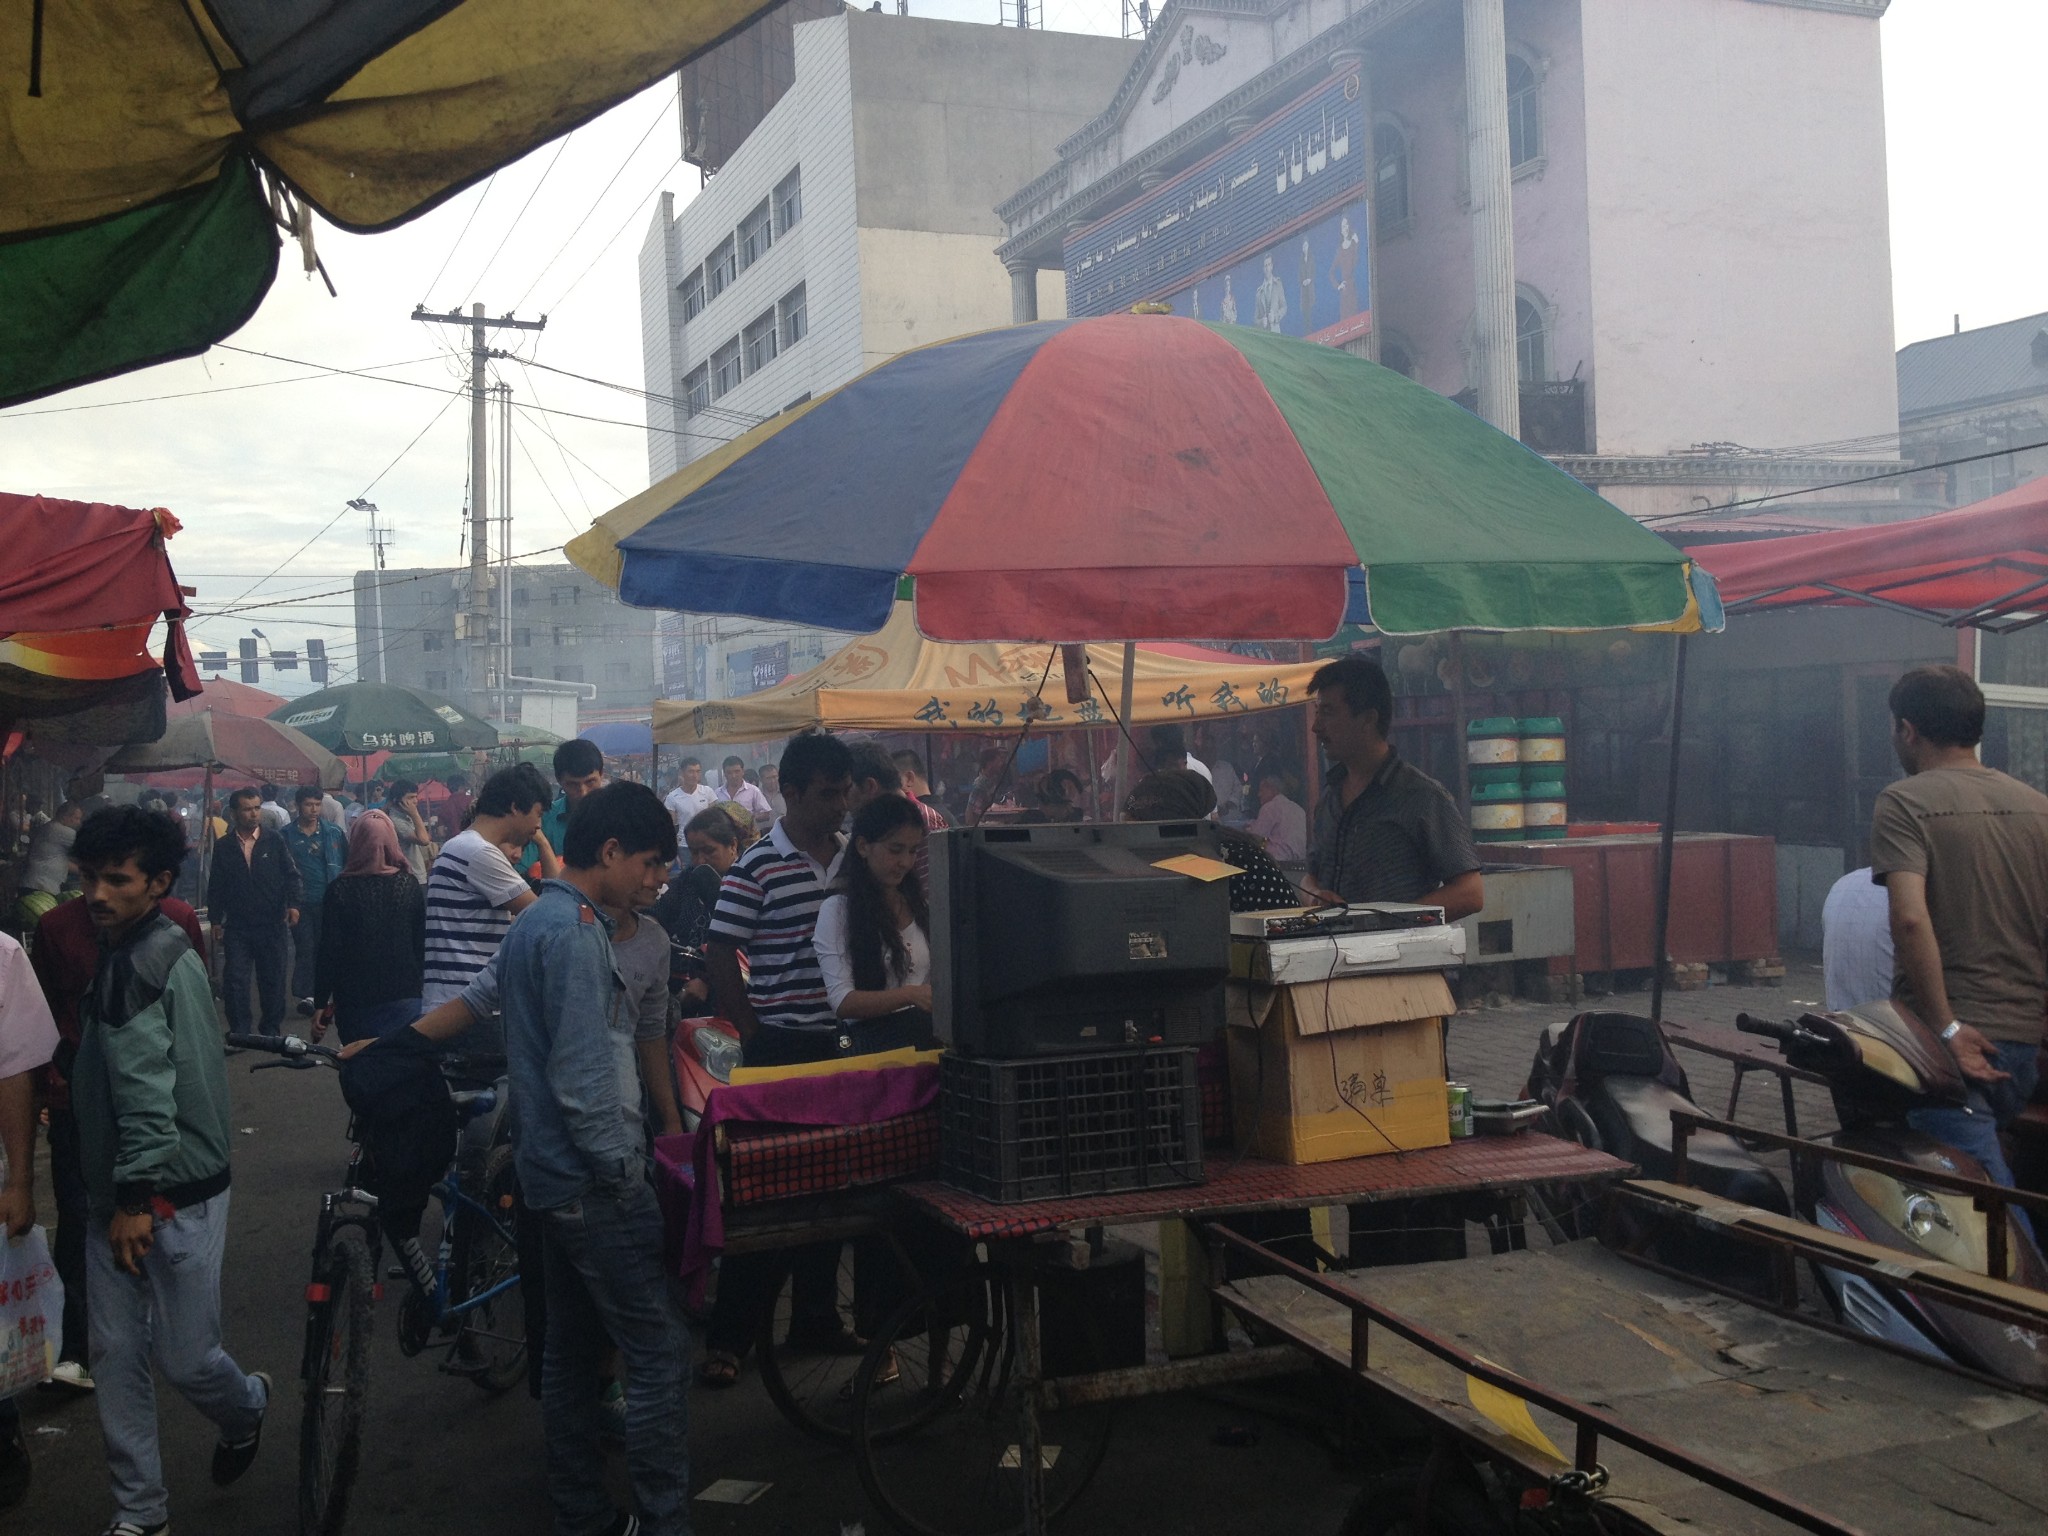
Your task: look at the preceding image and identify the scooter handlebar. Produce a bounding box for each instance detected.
[225,1032,342,1068]
[1734,1013,1796,1042]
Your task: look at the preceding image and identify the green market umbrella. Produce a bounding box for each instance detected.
[381,743,551,781]
[1,0,781,406]
[271,683,497,755]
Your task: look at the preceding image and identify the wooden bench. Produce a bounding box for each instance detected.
[1661,1019,1828,1136]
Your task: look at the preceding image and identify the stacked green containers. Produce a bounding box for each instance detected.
[1466,718,1524,843]
[1519,716,1567,839]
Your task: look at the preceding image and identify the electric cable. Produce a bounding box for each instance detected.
[421,171,496,302]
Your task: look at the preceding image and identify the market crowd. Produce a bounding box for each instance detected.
[2,658,2041,1534]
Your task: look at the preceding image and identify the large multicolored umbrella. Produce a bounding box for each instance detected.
[568,314,1720,642]
[1,0,779,407]
[271,682,497,755]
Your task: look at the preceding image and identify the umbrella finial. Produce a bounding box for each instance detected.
[1130,301,1174,315]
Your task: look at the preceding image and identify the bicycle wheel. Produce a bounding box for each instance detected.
[457,1144,528,1394]
[854,1268,1113,1536]
[757,1235,924,1444]
[298,1226,374,1536]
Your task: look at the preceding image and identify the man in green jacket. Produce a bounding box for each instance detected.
[72,808,269,1536]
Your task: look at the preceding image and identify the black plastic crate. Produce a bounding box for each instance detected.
[939,1048,1204,1203]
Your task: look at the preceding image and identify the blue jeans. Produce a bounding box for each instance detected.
[540,1179,690,1536]
[87,1193,267,1527]
[1908,1039,2040,1244]
[222,920,290,1036]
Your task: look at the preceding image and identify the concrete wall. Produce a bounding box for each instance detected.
[640,191,682,484]
[847,12,1138,238]
[663,15,865,459]
[1578,0,1897,455]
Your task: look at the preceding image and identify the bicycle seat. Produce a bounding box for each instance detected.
[449,1088,499,1123]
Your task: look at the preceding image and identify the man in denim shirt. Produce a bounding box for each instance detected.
[498,782,680,1536]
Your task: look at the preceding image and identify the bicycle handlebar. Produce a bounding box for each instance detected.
[226,1033,343,1067]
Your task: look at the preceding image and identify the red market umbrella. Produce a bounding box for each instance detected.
[1687,475,2048,629]
[105,708,344,789]
[167,677,285,720]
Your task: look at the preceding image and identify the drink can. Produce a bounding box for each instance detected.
[1446,1081,1473,1139]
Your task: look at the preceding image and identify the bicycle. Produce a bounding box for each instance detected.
[228,1033,527,1536]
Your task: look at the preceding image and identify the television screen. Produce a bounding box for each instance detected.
[932,820,1230,1057]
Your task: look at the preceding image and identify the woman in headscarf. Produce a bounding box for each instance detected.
[311,809,428,1044]
[1124,769,1304,913]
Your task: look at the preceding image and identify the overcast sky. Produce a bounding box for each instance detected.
[1,0,2039,692]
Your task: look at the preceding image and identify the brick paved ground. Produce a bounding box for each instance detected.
[1446,951,1841,1142]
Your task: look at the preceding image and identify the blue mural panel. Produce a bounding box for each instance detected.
[1167,197,1370,344]
[1064,67,1370,330]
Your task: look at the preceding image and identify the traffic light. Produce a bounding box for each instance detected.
[307,639,328,684]
[238,638,258,684]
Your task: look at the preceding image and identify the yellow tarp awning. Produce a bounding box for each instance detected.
[657,603,1318,744]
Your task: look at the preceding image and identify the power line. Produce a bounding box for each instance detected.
[0,354,445,417]
[423,171,496,301]
[510,352,766,430]
[461,132,574,300]
[546,152,684,313]
[513,85,679,311]
[1639,437,2048,526]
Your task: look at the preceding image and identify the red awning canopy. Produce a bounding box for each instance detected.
[1687,477,2048,630]
[0,492,202,737]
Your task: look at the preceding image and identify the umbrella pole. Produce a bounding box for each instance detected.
[1114,642,1137,813]
[1083,728,1099,822]
[1648,634,1691,1025]
[199,764,213,911]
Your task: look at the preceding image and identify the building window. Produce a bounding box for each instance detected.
[604,661,633,683]
[683,364,710,419]
[422,632,443,652]
[425,670,447,692]
[743,308,779,375]
[1507,53,1543,170]
[555,666,584,684]
[550,585,578,607]
[783,393,812,414]
[513,627,531,648]
[603,624,628,642]
[1516,294,1548,384]
[779,283,808,349]
[712,338,742,398]
[555,625,581,647]
[681,269,705,322]
[512,588,528,606]
[1373,121,1411,231]
[774,167,802,235]
[738,200,773,270]
[705,236,736,301]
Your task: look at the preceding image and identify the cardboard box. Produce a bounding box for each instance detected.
[1226,974,1453,1164]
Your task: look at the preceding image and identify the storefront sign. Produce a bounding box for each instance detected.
[1065,68,1370,330]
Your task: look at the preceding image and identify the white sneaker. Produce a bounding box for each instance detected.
[44,1360,94,1392]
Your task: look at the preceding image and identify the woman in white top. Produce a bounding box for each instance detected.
[813,794,932,1027]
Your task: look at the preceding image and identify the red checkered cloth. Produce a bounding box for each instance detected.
[720,1111,940,1206]
[663,1062,941,1299]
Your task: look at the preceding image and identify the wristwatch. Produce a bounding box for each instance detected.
[1940,1019,1963,1042]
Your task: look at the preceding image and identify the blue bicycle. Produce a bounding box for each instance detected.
[229,1033,526,1536]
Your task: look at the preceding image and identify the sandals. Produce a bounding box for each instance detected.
[695,1350,742,1389]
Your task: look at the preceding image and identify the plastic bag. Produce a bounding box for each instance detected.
[0,1226,63,1398]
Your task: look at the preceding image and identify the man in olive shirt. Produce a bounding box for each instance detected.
[1869,665,2048,1190]
[1304,656,1483,920]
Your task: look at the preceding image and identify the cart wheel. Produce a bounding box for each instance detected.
[853,1267,1113,1536]
[757,1234,925,1445]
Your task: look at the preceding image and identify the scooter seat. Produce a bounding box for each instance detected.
[1599,1077,1791,1214]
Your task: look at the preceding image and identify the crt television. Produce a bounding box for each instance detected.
[930,820,1231,1058]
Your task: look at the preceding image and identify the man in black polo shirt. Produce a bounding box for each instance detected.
[1304,655,1483,919]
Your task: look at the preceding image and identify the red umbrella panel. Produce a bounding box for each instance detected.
[1688,475,2048,628]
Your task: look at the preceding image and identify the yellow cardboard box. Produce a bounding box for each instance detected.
[1226,974,1452,1163]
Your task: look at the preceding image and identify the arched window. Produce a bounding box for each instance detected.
[1506,53,1543,169]
[1515,294,1548,384]
[1373,120,1411,231]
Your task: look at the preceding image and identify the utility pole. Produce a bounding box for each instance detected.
[350,497,390,684]
[412,303,544,708]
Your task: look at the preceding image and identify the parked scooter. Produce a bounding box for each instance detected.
[1526,1002,2048,1386]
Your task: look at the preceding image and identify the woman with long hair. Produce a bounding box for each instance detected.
[812,795,934,1044]
[311,809,427,1043]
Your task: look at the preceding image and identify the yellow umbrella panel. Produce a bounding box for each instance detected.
[655,603,1319,744]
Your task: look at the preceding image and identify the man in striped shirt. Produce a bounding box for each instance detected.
[422,763,549,1015]
[706,733,853,1069]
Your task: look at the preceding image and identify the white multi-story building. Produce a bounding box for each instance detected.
[639,10,1138,706]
